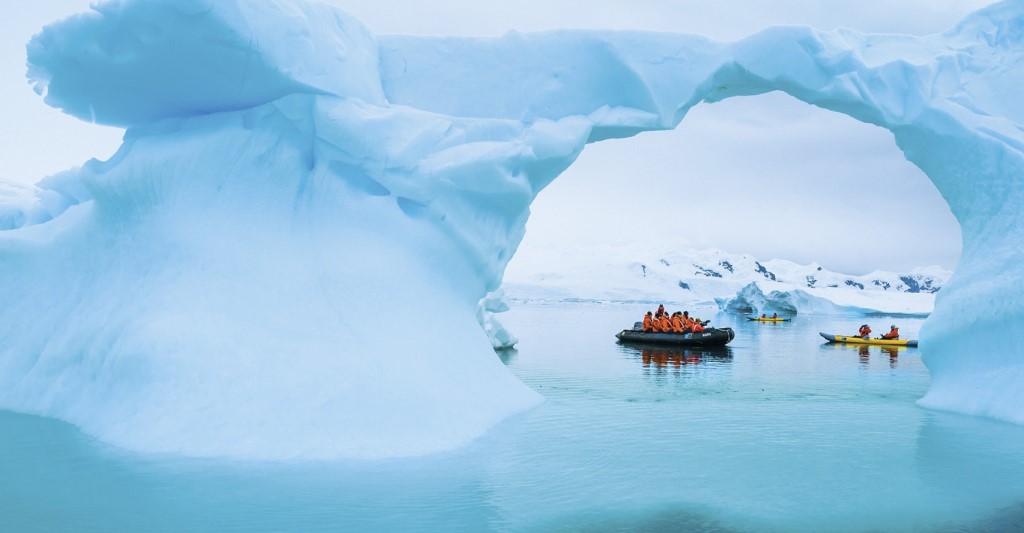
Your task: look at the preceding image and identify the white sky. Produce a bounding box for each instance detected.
[1,0,991,274]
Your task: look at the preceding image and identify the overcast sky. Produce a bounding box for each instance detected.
[1,0,991,274]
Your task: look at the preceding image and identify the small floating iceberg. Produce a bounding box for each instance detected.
[716,282,934,317]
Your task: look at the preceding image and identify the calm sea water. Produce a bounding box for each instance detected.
[3,302,1024,532]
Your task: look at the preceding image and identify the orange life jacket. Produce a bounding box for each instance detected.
[643,314,654,332]
[692,321,705,333]
[881,328,899,339]
[670,315,684,333]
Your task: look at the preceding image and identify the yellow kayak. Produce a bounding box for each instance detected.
[747,317,791,322]
[819,332,918,347]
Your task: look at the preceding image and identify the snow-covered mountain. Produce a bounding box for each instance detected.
[503,244,951,315]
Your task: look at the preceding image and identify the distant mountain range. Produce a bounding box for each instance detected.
[502,244,951,315]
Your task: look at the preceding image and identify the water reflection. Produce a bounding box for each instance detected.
[495,346,518,365]
[820,342,907,368]
[0,412,503,532]
[619,345,733,375]
[914,411,1024,530]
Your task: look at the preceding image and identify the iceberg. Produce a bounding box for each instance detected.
[716,282,878,316]
[2,0,1024,458]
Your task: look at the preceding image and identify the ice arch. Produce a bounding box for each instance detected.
[1,0,1021,459]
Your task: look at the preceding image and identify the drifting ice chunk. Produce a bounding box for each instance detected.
[716,282,891,316]
[477,289,518,350]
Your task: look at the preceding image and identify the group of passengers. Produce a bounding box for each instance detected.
[642,304,706,334]
[857,324,900,340]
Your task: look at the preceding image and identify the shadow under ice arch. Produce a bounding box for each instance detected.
[0,0,1021,459]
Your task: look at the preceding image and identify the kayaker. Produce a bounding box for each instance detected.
[761,313,767,319]
[772,312,778,319]
[881,325,899,340]
[643,312,655,332]
[858,324,872,339]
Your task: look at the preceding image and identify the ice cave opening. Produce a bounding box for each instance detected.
[514,90,963,278]
[376,4,1024,439]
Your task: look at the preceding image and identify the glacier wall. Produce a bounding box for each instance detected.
[2,0,1023,458]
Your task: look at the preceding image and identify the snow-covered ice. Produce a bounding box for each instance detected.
[1,0,1023,458]
[503,243,947,316]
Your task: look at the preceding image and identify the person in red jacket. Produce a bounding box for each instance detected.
[657,313,673,332]
[670,312,685,333]
[857,324,872,339]
[642,312,655,332]
[880,325,899,339]
[652,313,664,332]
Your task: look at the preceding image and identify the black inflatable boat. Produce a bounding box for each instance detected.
[616,327,735,347]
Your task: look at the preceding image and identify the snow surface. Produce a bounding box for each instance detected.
[2,0,1023,458]
[503,243,947,315]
